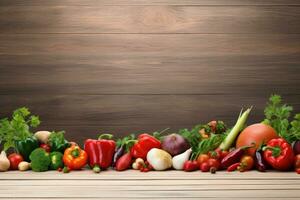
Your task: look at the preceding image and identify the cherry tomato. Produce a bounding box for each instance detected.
[209,150,221,160]
[239,155,254,171]
[207,158,220,170]
[8,153,23,170]
[200,162,210,172]
[295,154,300,169]
[296,168,300,174]
[197,154,210,165]
[40,143,51,152]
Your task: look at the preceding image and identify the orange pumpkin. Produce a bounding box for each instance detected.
[236,123,278,156]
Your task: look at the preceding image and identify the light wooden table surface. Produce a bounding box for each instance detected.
[0,170,299,200]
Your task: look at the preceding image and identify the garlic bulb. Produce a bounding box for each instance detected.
[0,151,10,172]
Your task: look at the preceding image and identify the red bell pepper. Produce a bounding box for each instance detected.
[130,133,161,160]
[263,138,294,171]
[84,134,116,173]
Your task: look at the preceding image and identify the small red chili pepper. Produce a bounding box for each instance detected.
[130,134,161,160]
[221,145,252,169]
[227,162,240,172]
[138,160,153,172]
[141,167,150,172]
[183,160,199,172]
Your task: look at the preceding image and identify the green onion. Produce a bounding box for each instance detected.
[219,107,252,150]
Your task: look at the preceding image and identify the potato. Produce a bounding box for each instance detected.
[34,131,52,144]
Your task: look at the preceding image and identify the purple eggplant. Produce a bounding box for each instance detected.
[254,149,267,172]
[293,140,300,155]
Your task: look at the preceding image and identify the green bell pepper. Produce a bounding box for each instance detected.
[15,137,39,161]
[49,151,64,170]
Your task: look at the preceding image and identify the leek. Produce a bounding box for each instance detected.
[219,107,252,150]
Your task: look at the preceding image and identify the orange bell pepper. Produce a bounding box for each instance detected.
[63,145,88,170]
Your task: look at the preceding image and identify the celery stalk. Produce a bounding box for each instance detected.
[219,107,252,150]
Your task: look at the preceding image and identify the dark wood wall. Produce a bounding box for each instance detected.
[0,0,300,143]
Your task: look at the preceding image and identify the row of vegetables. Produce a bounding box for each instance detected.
[0,94,300,174]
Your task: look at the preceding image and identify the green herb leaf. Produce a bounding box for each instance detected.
[49,131,66,144]
[179,127,200,153]
[286,114,300,143]
[30,116,40,128]
[263,94,300,143]
[116,134,135,148]
[196,134,225,155]
[0,107,40,151]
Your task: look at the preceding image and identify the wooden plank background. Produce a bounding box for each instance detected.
[0,0,300,143]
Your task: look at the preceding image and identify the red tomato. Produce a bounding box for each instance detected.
[236,123,278,156]
[239,155,254,171]
[40,144,51,152]
[207,158,220,170]
[212,148,229,160]
[208,150,221,160]
[8,153,23,170]
[197,154,210,165]
[200,162,210,172]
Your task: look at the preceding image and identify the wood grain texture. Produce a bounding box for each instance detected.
[0,1,299,140]
[0,94,299,144]
[0,34,299,96]
[0,171,299,199]
[1,0,300,6]
[1,6,300,33]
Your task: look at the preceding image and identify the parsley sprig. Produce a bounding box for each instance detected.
[263,94,300,143]
[179,124,225,160]
[0,107,40,151]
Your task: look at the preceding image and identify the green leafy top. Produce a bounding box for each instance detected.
[286,114,300,143]
[179,124,225,160]
[48,130,70,152]
[116,134,135,148]
[178,126,201,154]
[196,134,225,155]
[263,95,293,135]
[0,107,40,151]
[48,131,66,144]
[263,94,300,143]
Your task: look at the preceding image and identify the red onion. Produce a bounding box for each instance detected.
[161,134,190,156]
